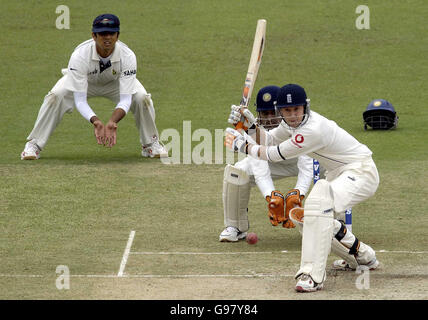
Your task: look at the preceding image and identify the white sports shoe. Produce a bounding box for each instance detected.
[142,140,168,158]
[21,140,41,160]
[332,258,379,271]
[295,274,324,293]
[219,227,247,242]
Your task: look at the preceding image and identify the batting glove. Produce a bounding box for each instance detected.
[224,128,247,153]
[227,105,256,129]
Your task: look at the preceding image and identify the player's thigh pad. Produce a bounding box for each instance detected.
[296,179,334,283]
[223,164,251,232]
[329,166,379,214]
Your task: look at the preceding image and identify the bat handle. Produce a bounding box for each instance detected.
[235,122,245,130]
[234,106,248,131]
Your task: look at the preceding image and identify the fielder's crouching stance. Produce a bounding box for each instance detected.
[225,84,380,292]
[220,86,314,242]
[21,14,167,160]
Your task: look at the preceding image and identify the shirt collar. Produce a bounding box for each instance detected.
[91,40,121,62]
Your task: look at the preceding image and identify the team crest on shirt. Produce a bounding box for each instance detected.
[112,69,117,75]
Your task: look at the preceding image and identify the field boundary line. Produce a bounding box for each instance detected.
[117,230,136,277]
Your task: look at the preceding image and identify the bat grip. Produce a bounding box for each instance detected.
[235,122,245,130]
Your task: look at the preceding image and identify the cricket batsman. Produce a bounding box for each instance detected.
[225,83,380,292]
[220,85,314,242]
[21,13,167,160]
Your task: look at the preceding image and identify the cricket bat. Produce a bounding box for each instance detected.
[235,19,266,131]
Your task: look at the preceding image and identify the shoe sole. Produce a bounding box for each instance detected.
[295,284,323,293]
[21,154,38,160]
[219,233,247,242]
[219,237,238,242]
[332,259,379,271]
[142,154,168,158]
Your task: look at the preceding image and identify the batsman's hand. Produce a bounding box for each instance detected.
[228,105,256,130]
[105,120,118,148]
[266,191,286,226]
[93,120,105,145]
[224,128,247,153]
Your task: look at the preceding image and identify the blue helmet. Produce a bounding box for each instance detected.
[363,99,398,130]
[255,86,281,130]
[276,84,308,108]
[256,85,280,111]
[276,84,311,129]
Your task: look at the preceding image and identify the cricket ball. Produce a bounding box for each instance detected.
[246,232,258,245]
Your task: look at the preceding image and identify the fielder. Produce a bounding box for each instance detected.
[225,84,380,292]
[21,13,167,160]
[220,86,314,242]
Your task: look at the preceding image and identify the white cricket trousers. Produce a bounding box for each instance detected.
[26,74,159,149]
[327,158,380,215]
[297,158,379,283]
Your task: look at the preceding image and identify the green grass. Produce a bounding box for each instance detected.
[1,0,427,300]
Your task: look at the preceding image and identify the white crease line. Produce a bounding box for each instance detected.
[117,230,136,277]
[2,272,428,279]
[376,250,428,254]
[0,274,294,279]
[0,274,44,278]
[131,251,280,255]
[130,250,427,255]
[118,274,295,278]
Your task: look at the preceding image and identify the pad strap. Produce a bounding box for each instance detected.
[349,238,360,256]
[334,222,347,241]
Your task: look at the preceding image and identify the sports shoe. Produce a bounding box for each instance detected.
[142,140,168,158]
[332,258,379,271]
[219,226,247,242]
[295,274,324,293]
[21,140,41,160]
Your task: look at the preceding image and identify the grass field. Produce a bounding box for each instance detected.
[1,0,427,303]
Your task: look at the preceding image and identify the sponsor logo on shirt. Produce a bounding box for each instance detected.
[88,68,98,76]
[123,69,136,76]
[291,134,304,148]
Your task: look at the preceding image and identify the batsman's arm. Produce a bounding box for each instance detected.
[225,128,296,162]
[295,155,315,196]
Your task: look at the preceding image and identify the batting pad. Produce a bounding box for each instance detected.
[223,165,251,232]
[296,179,334,283]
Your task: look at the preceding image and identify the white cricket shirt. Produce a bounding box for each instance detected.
[65,39,137,95]
[267,111,373,172]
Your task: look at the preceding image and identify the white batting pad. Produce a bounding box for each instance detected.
[296,179,334,283]
[223,165,251,232]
